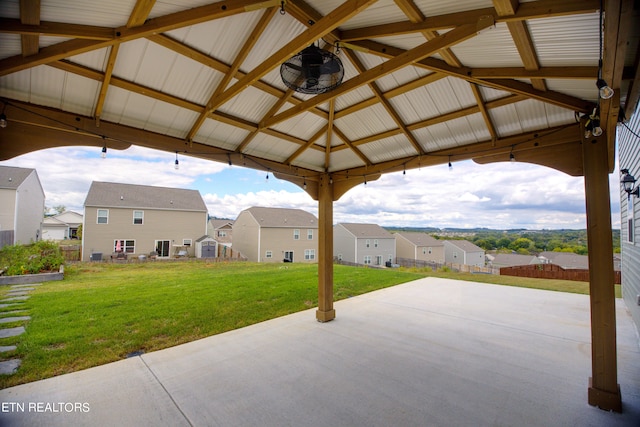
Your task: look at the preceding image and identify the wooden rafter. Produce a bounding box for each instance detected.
[0,0,283,77]
[19,0,40,57]
[339,0,599,42]
[349,40,594,112]
[493,0,547,91]
[187,6,278,142]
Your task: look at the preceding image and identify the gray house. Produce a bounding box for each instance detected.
[488,253,541,268]
[232,207,318,263]
[618,107,640,333]
[394,231,444,263]
[82,182,208,261]
[0,166,45,248]
[334,223,395,266]
[443,240,485,267]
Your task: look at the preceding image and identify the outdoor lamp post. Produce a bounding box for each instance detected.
[621,169,640,198]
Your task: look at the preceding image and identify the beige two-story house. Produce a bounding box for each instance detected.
[0,166,45,248]
[394,231,444,264]
[82,181,208,261]
[232,207,318,263]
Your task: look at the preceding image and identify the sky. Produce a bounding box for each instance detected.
[0,144,623,230]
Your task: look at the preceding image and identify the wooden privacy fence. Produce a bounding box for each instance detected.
[59,244,81,262]
[500,263,621,284]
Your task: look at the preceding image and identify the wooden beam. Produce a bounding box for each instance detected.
[581,117,622,412]
[0,18,114,40]
[470,83,498,141]
[20,0,40,57]
[127,0,157,27]
[316,174,335,322]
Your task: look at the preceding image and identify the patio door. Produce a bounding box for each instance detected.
[155,240,170,258]
[284,251,294,262]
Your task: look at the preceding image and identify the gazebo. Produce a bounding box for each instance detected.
[1,0,638,412]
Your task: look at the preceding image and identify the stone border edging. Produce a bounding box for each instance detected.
[0,266,64,286]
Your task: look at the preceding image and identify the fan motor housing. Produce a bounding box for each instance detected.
[280,45,344,94]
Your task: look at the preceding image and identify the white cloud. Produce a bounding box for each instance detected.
[1,147,623,230]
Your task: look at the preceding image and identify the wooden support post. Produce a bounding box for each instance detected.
[316,174,335,322]
[582,127,622,412]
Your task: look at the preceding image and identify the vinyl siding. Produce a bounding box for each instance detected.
[619,108,640,331]
[82,206,206,260]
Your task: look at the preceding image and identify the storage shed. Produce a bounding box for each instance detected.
[195,235,217,259]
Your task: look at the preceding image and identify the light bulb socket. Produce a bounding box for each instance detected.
[596,79,614,99]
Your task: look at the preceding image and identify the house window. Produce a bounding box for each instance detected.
[218,230,227,237]
[307,229,313,240]
[304,249,315,260]
[265,251,273,259]
[364,255,371,265]
[366,239,370,248]
[338,254,343,261]
[293,229,300,240]
[374,239,378,248]
[97,209,108,224]
[422,247,427,255]
[133,210,144,225]
[114,239,135,253]
[428,247,432,254]
[183,239,192,247]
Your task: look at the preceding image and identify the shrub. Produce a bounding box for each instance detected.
[0,241,64,276]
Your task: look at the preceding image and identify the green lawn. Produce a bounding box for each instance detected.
[0,261,619,389]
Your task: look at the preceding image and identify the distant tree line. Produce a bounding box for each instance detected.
[386,228,621,255]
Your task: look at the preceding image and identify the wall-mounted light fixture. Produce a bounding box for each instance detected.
[621,169,639,198]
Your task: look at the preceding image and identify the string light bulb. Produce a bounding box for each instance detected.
[303,178,307,190]
[101,145,107,159]
[509,146,516,162]
[448,156,452,171]
[174,152,180,170]
[0,113,6,128]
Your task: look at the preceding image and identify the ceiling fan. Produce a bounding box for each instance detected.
[280,44,344,94]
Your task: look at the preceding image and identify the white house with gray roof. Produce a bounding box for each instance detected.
[232,207,318,263]
[0,166,45,248]
[82,181,208,261]
[334,223,395,266]
[443,240,485,267]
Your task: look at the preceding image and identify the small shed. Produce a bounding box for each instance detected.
[195,235,217,258]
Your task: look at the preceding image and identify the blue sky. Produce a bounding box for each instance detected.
[1,144,623,230]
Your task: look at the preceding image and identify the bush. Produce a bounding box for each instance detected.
[0,241,65,276]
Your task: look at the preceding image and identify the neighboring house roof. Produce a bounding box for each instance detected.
[538,251,589,269]
[42,217,67,227]
[337,223,393,239]
[0,165,37,189]
[84,181,207,212]
[444,240,484,253]
[242,207,317,228]
[395,232,443,247]
[490,253,540,268]
[210,219,234,229]
[52,211,83,225]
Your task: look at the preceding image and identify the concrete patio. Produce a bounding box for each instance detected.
[1,277,638,426]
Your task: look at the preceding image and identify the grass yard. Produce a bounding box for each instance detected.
[0,261,620,389]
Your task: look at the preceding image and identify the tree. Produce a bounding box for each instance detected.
[53,205,66,214]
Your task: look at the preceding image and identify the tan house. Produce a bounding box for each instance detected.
[82,181,208,261]
[0,166,45,248]
[394,231,444,264]
[232,207,317,263]
[207,218,234,245]
[443,240,485,267]
[334,223,396,266]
